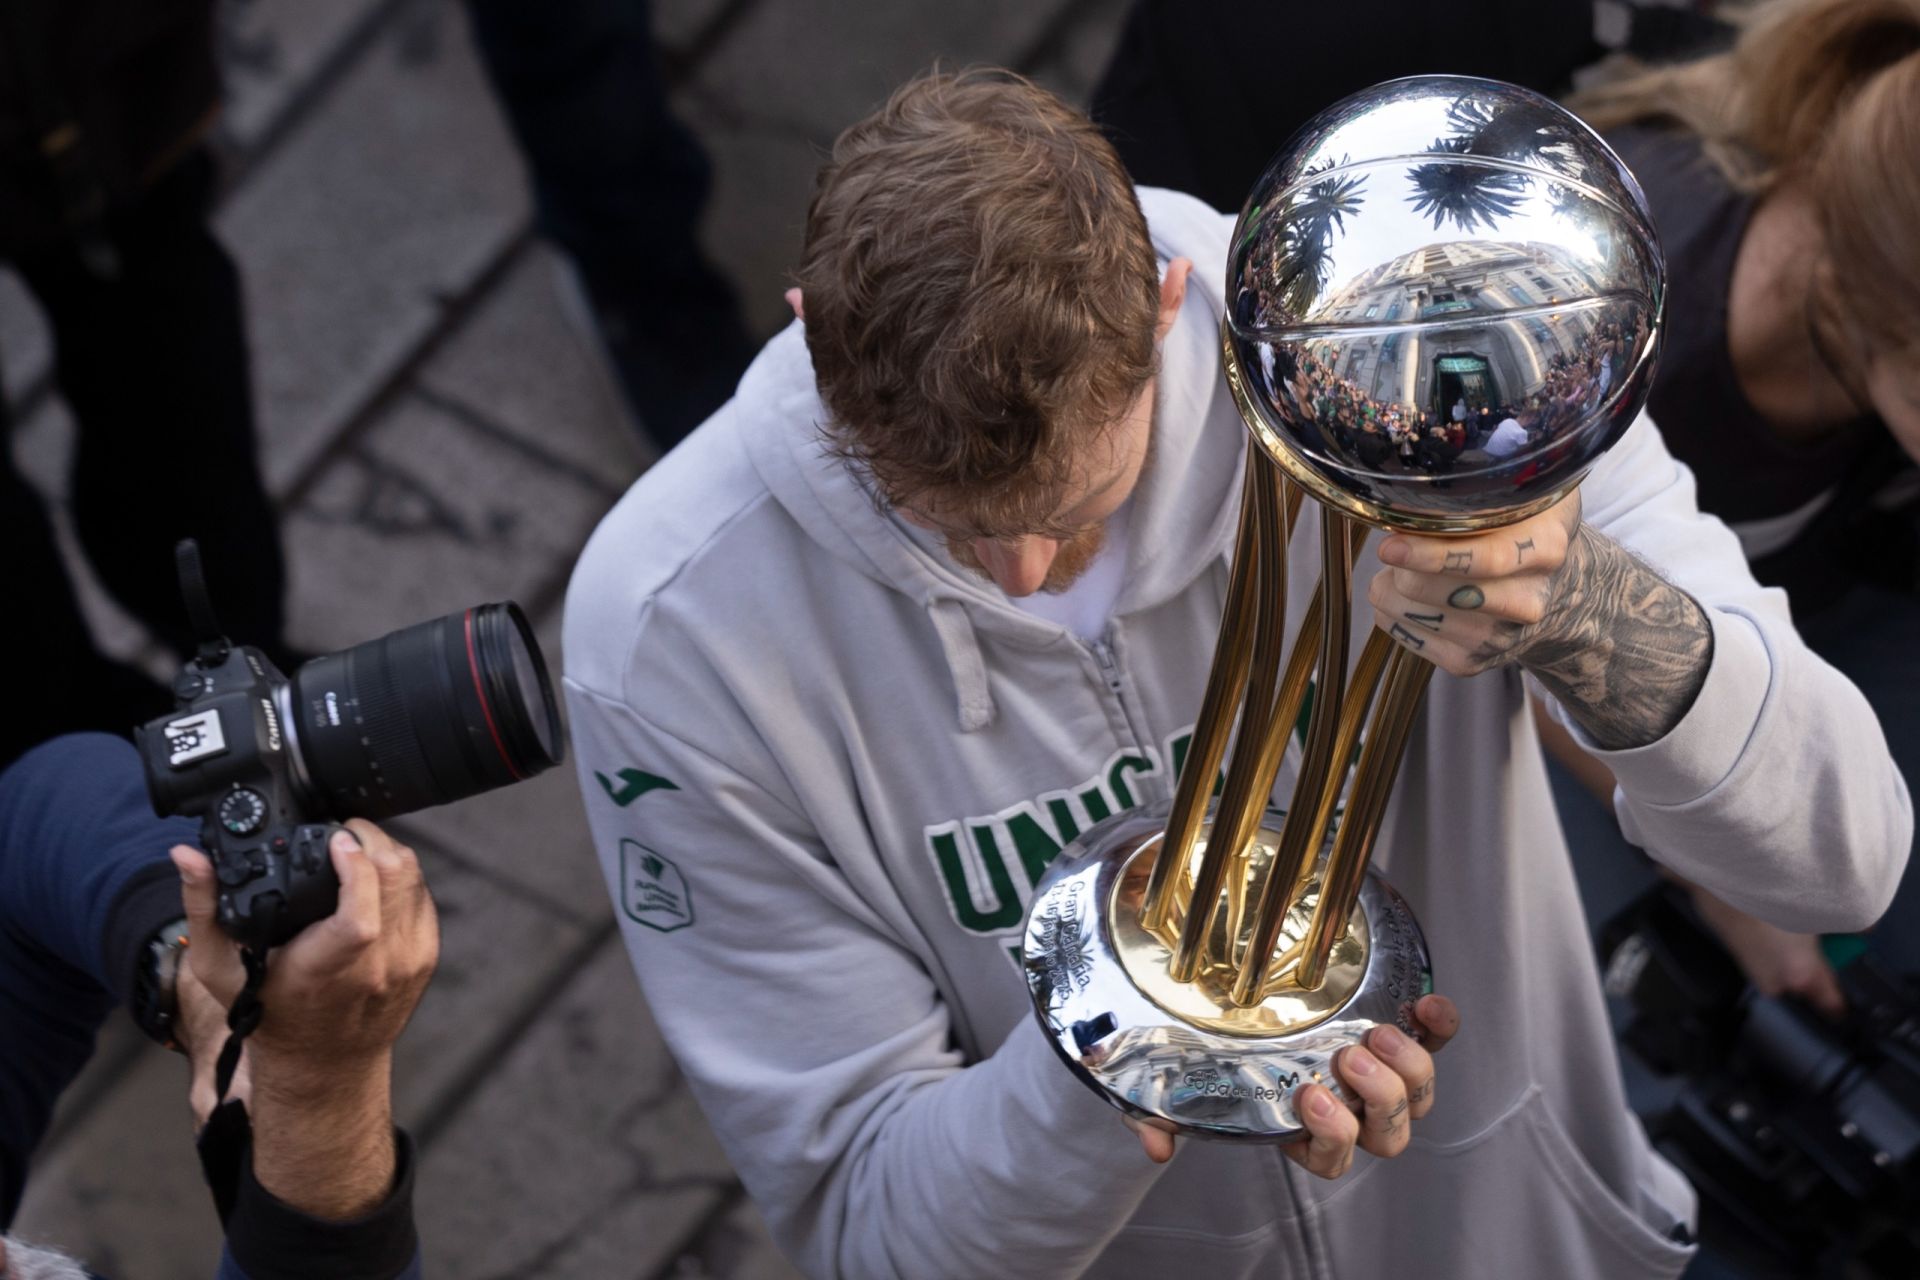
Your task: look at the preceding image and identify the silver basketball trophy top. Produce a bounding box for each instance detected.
[1023,76,1665,1141]
[1228,74,1664,531]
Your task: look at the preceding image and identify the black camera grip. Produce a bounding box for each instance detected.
[209,821,349,950]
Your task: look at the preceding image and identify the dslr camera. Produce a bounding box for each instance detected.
[133,542,565,955]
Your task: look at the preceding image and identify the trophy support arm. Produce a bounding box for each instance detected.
[1147,458,1266,935]
[1168,460,1292,979]
[1230,507,1354,1006]
[1297,647,1435,990]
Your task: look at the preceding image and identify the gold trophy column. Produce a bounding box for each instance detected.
[1136,455,1433,1017]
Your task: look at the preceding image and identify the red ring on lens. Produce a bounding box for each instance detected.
[465,608,524,780]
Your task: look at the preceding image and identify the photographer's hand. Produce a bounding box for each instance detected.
[1686,881,1846,1019]
[171,821,439,1221]
[1533,704,1849,1021]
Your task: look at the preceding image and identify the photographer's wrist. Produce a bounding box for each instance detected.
[250,1045,391,1105]
[249,1053,397,1221]
[228,1128,421,1280]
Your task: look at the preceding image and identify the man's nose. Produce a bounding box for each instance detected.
[974,536,1059,597]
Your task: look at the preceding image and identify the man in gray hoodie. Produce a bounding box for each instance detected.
[563,70,1911,1279]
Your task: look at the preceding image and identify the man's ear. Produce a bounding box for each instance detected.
[1155,258,1192,341]
[785,287,805,322]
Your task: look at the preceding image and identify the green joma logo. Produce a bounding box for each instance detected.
[597,767,679,807]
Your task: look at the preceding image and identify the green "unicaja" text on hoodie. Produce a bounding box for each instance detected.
[562,188,1911,1280]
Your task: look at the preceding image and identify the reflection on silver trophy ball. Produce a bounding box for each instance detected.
[1224,75,1665,533]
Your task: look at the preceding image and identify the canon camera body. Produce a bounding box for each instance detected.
[135,542,565,950]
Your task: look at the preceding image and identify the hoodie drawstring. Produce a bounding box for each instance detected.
[927,596,996,733]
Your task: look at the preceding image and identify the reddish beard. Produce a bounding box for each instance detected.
[947,521,1109,594]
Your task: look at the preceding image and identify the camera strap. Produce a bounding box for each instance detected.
[198,944,269,1226]
[175,540,232,667]
[214,944,269,1098]
[197,1098,249,1226]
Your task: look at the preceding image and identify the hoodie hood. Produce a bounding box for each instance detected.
[741,187,1249,648]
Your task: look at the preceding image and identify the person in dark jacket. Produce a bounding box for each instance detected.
[1091,0,1598,215]
[463,0,757,452]
[0,1,292,771]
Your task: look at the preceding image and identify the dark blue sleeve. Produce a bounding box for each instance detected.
[0,733,197,1221]
[0,732,198,994]
[217,1128,421,1280]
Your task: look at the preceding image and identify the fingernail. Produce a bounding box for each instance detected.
[331,829,362,855]
[1345,1048,1377,1076]
[170,848,197,880]
[1309,1088,1337,1118]
[1379,539,1406,566]
[1371,1024,1408,1054]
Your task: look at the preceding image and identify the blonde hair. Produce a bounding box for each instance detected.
[1573,0,1920,348]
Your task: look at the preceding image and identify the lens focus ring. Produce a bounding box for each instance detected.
[344,640,440,815]
[289,602,564,822]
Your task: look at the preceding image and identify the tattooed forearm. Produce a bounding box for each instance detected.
[1495,526,1713,749]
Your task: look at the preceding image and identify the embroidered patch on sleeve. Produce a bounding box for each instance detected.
[620,839,695,932]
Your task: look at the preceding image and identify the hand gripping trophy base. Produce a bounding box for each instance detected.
[1024,799,1432,1143]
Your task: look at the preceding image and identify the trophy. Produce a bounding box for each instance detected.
[1024,77,1665,1140]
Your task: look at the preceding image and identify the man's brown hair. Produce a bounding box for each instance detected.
[795,68,1161,537]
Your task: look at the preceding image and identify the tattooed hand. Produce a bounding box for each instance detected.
[1368,490,1713,750]
[1289,994,1460,1179]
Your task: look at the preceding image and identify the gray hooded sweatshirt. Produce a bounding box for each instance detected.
[563,188,1911,1280]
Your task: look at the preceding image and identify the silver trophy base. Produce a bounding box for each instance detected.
[1023,800,1432,1142]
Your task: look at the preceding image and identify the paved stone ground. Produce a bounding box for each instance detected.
[5,0,1127,1274]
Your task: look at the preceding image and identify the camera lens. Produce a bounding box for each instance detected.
[284,603,565,820]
